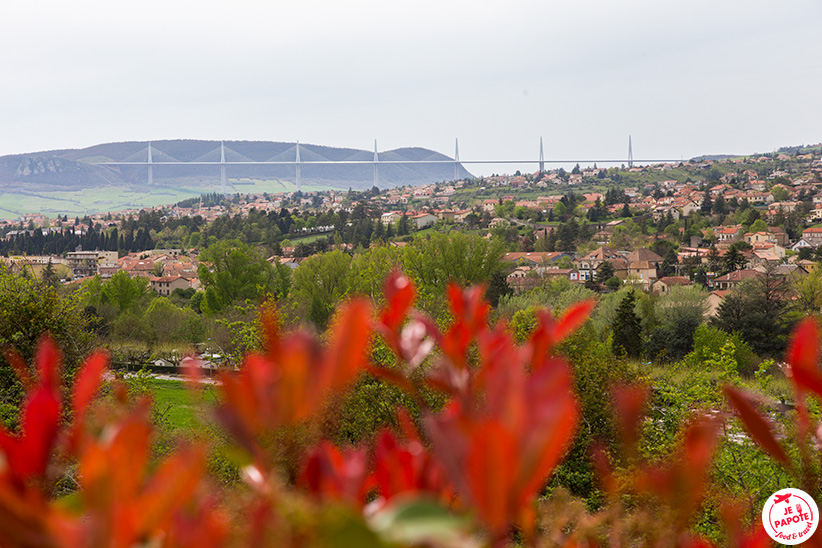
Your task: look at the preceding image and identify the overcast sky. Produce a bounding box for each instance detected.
[1,0,821,175]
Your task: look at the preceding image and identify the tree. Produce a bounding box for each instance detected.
[611,290,642,358]
[712,265,795,357]
[712,194,726,215]
[101,271,150,312]
[660,248,678,278]
[41,259,59,288]
[749,219,768,233]
[722,246,746,274]
[701,190,713,215]
[198,239,290,314]
[0,266,93,423]
[290,250,353,329]
[400,233,505,314]
[596,261,615,284]
[620,203,632,218]
[706,246,721,272]
[397,214,410,236]
[771,186,789,202]
[485,271,513,307]
[793,269,822,314]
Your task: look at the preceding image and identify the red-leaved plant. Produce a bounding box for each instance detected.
[0,271,810,547]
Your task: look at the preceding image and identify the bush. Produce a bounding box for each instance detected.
[686,324,758,376]
[0,272,794,547]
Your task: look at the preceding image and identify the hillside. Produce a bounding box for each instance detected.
[0,140,472,192]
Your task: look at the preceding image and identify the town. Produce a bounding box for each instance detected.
[2,146,820,316]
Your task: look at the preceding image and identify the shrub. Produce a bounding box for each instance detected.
[0,271,791,547]
[686,324,758,376]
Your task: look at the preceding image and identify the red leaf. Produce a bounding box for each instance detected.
[467,421,517,535]
[16,387,61,481]
[723,385,791,467]
[34,336,61,393]
[324,298,372,390]
[787,318,822,397]
[381,271,416,332]
[612,384,649,451]
[553,299,596,342]
[72,351,108,419]
[260,302,281,361]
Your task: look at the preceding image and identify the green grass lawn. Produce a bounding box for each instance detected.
[149,378,219,431]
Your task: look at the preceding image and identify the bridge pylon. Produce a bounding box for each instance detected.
[147,142,153,186]
[220,141,226,194]
[539,137,545,173]
[373,140,379,188]
[454,138,460,182]
[295,141,301,192]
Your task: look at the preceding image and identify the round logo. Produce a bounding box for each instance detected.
[762,488,819,545]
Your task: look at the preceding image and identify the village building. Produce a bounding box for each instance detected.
[713,269,760,291]
[652,276,693,294]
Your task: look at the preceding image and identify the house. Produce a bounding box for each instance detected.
[380,211,402,225]
[652,276,693,294]
[149,275,192,297]
[627,261,658,287]
[538,267,580,282]
[626,248,663,267]
[792,238,815,252]
[506,266,539,293]
[66,250,119,280]
[411,213,437,229]
[768,227,789,247]
[714,225,744,244]
[502,252,566,266]
[713,269,760,290]
[454,209,473,223]
[801,227,822,247]
[120,258,156,278]
[744,232,776,245]
[489,217,510,229]
[707,290,728,317]
[573,247,623,281]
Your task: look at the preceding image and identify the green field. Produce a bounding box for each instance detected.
[150,378,219,431]
[0,179,342,219]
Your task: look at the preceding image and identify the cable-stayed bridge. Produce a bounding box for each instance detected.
[100,137,681,194]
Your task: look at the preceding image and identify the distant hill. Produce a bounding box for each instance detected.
[0,140,473,192]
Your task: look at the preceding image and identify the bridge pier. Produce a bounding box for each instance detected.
[295,141,301,192]
[147,142,153,185]
[373,140,379,188]
[220,141,226,194]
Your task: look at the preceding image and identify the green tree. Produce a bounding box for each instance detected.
[290,249,353,329]
[40,259,59,288]
[611,290,642,358]
[771,186,789,202]
[712,266,795,357]
[620,203,632,218]
[596,261,615,284]
[660,248,678,278]
[701,190,713,215]
[397,214,410,236]
[198,239,290,315]
[749,219,768,233]
[400,232,505,306]
[722,246,747,274]
[645,285,708,360]
[101,271,150,312]
[0,266,94,425]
